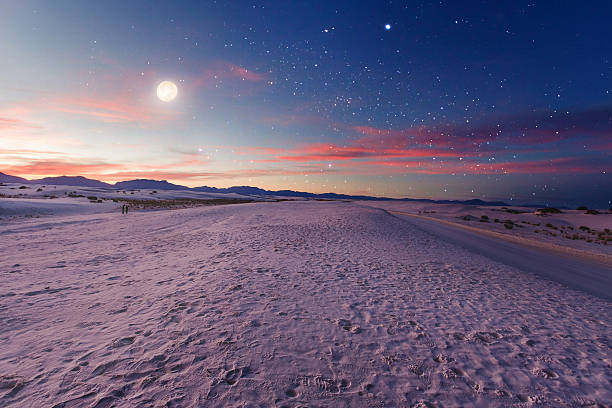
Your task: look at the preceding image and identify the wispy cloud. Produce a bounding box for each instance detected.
[1,91,175,127]
[53,95,172,123]
[193,60,268,88]
[238,107,611,175]
[342,157,608,175]
[0,116,39,130]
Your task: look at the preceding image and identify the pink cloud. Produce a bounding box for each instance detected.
[1,91,175,126]
[331,157,607,175]
[193,61,267,88]
[246,141,473,164]
[0,116,39,130]
[50,94,175,124]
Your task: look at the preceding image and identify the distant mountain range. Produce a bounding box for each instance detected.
[0,173,113,188]
[0,171,511,206]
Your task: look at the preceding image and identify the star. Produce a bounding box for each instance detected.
[385,24,391,30]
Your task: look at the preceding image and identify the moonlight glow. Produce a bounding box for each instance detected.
[156,81,178,102]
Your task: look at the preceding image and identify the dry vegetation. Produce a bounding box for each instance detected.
[117,198,254,210]
[460,212,612,246]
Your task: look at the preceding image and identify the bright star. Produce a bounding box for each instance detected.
[385,24,391,30]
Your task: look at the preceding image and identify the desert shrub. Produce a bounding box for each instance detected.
[481,215,489,220]
[494,218,500,223]
[504,223,513,229]
[585,209,600,215]
[579,226,590,231]
[605,228,610,233]
[506,208,528,214]
[87,196,97,201]
[19,186,27,189]
[537,207,562,214]
[36,188,43,192]
[576,206,588,210]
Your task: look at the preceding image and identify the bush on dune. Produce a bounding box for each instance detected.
[536,207,562,214]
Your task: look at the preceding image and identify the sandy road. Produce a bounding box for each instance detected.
[389,210,612,301]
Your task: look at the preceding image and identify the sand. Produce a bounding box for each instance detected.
[358,200,612,257]
[1,201,610,407]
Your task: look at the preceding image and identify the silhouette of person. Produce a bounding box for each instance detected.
[125,205,129,214]
[121,204,125,214]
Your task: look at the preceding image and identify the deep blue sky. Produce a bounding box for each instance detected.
[1,1,610,207]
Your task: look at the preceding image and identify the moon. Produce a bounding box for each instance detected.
[157,81,178,102]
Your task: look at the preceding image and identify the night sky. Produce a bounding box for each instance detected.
[1,1,610,207]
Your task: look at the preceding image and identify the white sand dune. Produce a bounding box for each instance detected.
[0,183,254,221]
[0,201,610,407]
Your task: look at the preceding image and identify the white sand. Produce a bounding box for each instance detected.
[0,201,610,407]
[0,183,254,221]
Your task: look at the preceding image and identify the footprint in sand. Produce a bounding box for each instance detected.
[442,367,464,379]
[90,360,120,378]
[224,367,246,385]
[522,338,537,347]
[480,332,502,342]
[0,375,27,398]
[452,332,466,341]
[532,367,559,379]
[336,319,361,334]
[495,389,511,398]
[433,354,454,364]
[411,401,435,408]
[110,337,135,348]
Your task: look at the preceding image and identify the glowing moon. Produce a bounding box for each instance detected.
[157,81,178,102]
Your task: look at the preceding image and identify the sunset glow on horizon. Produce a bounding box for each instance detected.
[1,1,610,207]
